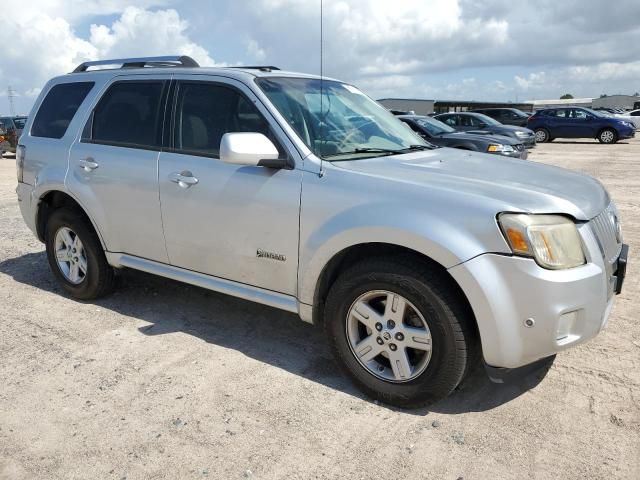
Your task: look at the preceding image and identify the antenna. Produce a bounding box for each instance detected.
[7,86,16,116]
[319,0,325,178]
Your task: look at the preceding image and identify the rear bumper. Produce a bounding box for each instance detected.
[16,182,38,237]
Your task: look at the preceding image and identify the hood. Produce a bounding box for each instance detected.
[442,131,520,145]
[333,148,608,220]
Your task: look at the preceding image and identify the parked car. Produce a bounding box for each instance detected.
[0,122,9,155]
[614,109,640,128]
[470,108,530,127]
[527,107,636,143]
[16,55,627,407]
[0,116,28,153]
[398,115,527,159]
[434,112,536,148]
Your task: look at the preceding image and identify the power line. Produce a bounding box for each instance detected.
[7,86,16,116]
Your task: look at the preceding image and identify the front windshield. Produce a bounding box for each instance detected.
[473,113,501,126]
[414,117,455,135]
[583,108,605,118]
[13,117,27,129]
[256,77,429,159]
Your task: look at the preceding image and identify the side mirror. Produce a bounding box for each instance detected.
[220,132,288,169]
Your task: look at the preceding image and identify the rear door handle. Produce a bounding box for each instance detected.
[169,171,199,188]
[78,158,99,172]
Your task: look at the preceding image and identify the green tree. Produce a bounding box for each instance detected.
[560,93,574,99]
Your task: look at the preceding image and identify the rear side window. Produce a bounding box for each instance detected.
[88,81,165,148]
[31,82,94,139]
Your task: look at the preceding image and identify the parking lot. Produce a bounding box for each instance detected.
[0,139,638,479]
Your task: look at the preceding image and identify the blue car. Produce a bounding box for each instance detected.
[527,107,636,144]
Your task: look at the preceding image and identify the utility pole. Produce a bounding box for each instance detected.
[7,86,16,116]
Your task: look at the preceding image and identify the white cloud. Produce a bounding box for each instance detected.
[0,4,215,114]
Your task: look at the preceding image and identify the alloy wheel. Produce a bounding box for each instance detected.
[346,290,432,383]
[54,227,88,284]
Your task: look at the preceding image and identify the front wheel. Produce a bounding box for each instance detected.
[324,257,476,408]
[598,128,617,144]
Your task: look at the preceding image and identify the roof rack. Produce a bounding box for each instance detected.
[227,66,281,72]
[72,55,199,73]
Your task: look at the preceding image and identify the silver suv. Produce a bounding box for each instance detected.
[16,56,628,407]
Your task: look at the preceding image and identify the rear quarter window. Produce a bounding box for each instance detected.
[31,82,94,139]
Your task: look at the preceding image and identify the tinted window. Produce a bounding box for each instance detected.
[174,82,273,157]
[631,111,640,116]
[32,82,94,139]
[90,81,165,148]
[553,110,568,118]
[440,115,457,126]
[571,109,588,119]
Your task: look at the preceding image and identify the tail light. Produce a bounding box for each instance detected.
[16,145,25,183]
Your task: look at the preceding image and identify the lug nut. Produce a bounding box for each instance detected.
[389,343,397,351]
[387,320,395,329]
[376,337,384,345]
[395,332,404,341]
[375,322,383,331]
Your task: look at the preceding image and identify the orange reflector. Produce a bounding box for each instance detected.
[506,228,529,252]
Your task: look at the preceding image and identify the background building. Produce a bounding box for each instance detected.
[592,95,640,110]
[377,98,435,115]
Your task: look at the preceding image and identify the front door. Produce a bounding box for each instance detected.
[157,77,302,295]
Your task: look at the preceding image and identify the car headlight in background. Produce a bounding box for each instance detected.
[498,213,586,269]
[487,144,515,153]
[515,131,529,138]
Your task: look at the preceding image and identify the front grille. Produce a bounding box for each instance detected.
[590,203,622,266]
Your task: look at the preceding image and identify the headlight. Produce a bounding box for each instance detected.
[515,131,528,137]
[498,213,586,269]
[487,144,515,153]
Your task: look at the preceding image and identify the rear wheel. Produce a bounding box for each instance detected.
[324,257,476,408]
[534,128,550,143]
[45,208,116,300]
[598,128,617,144]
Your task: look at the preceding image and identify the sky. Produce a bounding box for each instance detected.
[1,0,639,115]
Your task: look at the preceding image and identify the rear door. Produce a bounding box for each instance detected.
[157,76,302,295]
[67,75,170,263]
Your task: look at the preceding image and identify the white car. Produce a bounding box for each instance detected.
[615,110,640,128]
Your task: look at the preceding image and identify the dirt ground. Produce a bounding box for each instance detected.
[0,138,638,480]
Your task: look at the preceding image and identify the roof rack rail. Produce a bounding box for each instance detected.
[72,55,199,73]
[228,66,281,72]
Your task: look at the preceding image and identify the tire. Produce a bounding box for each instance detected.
[45,208,116,300]
[597,128,617,144]
[534,128,550,143]
[324,257,477,408]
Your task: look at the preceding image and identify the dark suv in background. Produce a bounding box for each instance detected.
[434,111,536,148]
[527,108,636,144]
[471,108,530,127]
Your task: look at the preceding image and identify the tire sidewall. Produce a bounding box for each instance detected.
[325,268,466,406]
[45,209,106,300]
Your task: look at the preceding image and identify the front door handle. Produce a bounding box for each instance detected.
[169,171,199,188]
[78,157,99,172]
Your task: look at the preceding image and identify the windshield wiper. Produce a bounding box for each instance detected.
[324,145,433,159]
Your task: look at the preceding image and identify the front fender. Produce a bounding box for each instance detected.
[297,201,510,305]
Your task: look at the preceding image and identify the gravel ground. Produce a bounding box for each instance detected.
[0,139,638,480]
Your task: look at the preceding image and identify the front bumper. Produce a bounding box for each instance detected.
[497,148,528,160]
[448,223,625,369]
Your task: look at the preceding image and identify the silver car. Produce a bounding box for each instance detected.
[16,56,628,407]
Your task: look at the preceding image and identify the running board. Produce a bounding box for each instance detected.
[106,253,299,314]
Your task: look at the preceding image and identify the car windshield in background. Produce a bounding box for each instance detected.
[13,117,27,129]
[473,113,501,126]
[256,77,429,160]
[415,117,456,135]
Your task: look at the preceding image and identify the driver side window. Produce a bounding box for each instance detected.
[173,82,282,158]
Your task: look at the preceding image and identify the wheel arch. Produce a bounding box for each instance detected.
[36,190,107,249]
[309,242,479,342]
